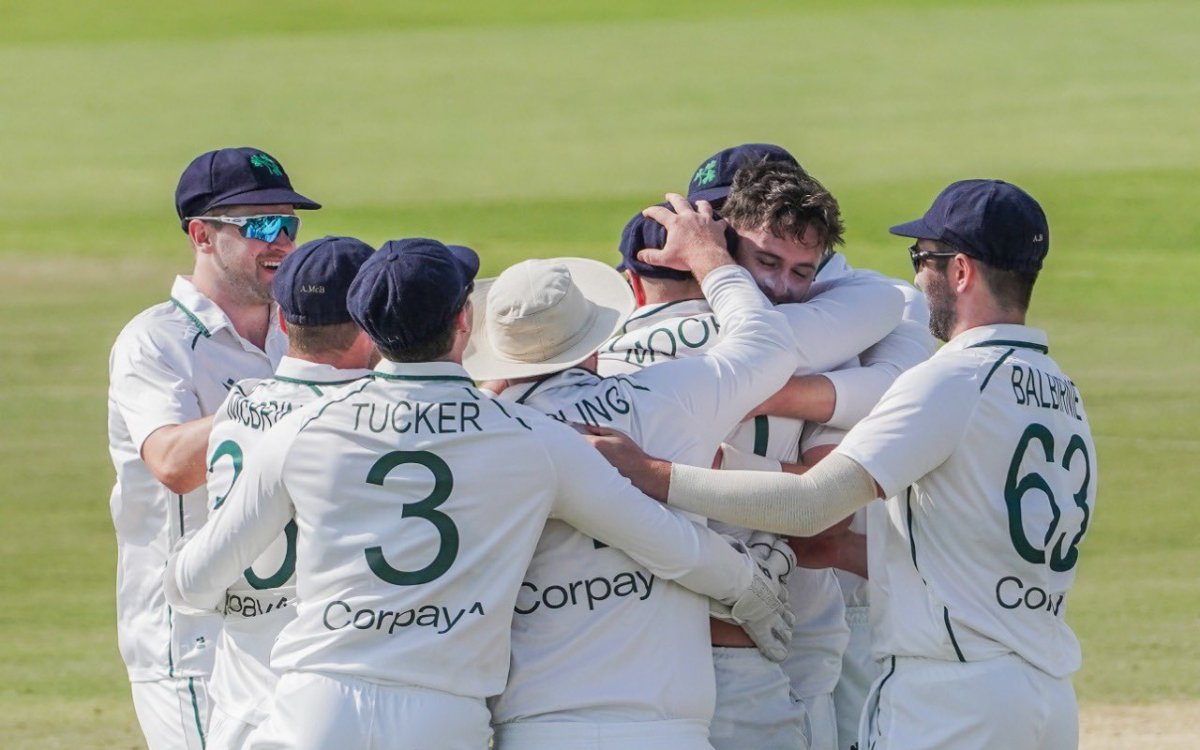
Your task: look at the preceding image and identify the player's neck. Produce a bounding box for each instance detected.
[951,297,1027,339]
[639,279,703,306]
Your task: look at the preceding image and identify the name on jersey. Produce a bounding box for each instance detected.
[994,575,1066,617]
[350,400,483,434]
[223,591,292,619]
[1009,364,1082,421]
[543,377,650,428]
[604,314,721,367]
[322,599,486,635]
[225,393,294,431]
[514,570,655,615]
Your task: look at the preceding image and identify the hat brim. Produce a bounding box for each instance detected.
[208,187,322,212]
[463,257,636,382]
[687,186,731,204]
[888,218,938,239]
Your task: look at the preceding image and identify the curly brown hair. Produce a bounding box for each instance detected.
[721,161,845,249]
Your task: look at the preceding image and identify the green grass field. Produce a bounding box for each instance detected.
[2,1,1198,746]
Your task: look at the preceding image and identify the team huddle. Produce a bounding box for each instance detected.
[106,144,1097,750]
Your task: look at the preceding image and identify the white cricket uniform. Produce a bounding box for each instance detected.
[489,265,798,749]
[108,276,286,749]
[204,357,371,749]
[168,360,768,750]
[601,257,927,750]
[835,324,1096,750]
[831,509,878,750]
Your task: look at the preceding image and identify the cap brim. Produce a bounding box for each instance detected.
[687,186,731,204]
[888,218,937,239]
[208,187,322,212]
[462,258,636,382]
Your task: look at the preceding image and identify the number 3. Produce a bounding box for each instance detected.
[364,451,459,586]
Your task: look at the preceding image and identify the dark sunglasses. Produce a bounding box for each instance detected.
[908,243,958,272]
[187,214,301,243]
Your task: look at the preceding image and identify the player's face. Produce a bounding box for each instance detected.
[208,204,298,305]
[734,224,825,304]
[913,239,957,342]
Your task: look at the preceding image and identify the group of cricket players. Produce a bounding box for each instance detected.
[107,143,1097,750]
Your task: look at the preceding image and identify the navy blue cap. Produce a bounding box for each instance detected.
[889,179,1049,273]
[617,202,741,280]
[273,236,375,326]
[347,238,480,352]
[686,143,800,205]
[175,147,321,231]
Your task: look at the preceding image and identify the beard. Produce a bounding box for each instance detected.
[921,267,958,342]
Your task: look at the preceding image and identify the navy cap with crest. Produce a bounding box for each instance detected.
[617,202,741,280]
[175,147,321,231]
[272,236,375,326]
[347,238,480,352]
[686,143,800,205]
[889,179,1049,273]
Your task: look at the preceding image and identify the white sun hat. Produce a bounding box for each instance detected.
[462,257,636,381]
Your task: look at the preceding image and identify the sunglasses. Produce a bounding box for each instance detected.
[908,243,958,272]
[187,214,301,243]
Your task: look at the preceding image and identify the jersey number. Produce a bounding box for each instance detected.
[364,451,459,586]
[210,439,298,589]
[1004,423,1092,572]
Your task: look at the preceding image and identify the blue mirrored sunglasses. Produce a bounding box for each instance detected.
[187,214,301,242]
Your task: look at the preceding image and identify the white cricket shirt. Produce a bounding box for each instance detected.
[836,324,1097,677]
[490,264,798,725]
[108,276,286,682]
[170,361,760,700]
[205,357,370,725]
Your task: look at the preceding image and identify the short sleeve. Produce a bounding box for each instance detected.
[110,332,202,450]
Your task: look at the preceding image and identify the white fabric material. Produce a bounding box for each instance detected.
[171,360,760,699]
[859,655,1078,750]
[834,606,879,750]
[109,275,286,683]
[130,676,211,750]
[797,691,837,750]
[838,324,1096,677]
[806,255,937,429]
[207,705,255,750]
[205,358,371,727]
[667,453,879,538]
[244,671,492,750]
[491,263,798,725]
[494,719,712,750]
[709,648,810,750]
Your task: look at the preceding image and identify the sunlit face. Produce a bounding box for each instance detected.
[913,238,958,342]
[733,224,825,304]
[206,203,297,305]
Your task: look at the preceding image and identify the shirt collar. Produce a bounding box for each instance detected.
[937,323,1049,356]
[169,276,284,354]
[372,360,475,383]
[804,252,850,300]
[274,356,372,385]
[497,367,600,404]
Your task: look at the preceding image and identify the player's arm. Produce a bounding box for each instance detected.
[165,420,299,612]
[589,362,975,536]
[142,418,215,494]
[779,272,905,375]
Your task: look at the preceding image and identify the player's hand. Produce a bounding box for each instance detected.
[579,424,672,502]
[745,531,796,586]
[639,194,733,281]
[711,538,795,662]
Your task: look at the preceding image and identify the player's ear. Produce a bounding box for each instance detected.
[277,308,288,333]
[188,218,215,253]
[625,270,647,307]
[951,254,972,293]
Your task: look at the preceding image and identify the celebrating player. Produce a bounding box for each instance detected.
[465,195,798,749]
[590,180,1096,750]
[106,147,318,749]
[201,236,377,749]
[165,238,793,750]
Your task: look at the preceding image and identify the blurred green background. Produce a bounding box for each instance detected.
[1,1,1197,746]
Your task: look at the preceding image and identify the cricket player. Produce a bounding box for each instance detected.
[600,147,934,750]
[203,236,377,749]
[165,238,793,750]
[106,146,318,749]
[465,196,799,749]
[590,180,1096,750]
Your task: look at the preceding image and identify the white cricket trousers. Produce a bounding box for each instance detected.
[710,647,811,750]
[833,605,879,750]
[130,676,211,750]
[207,704,257,750]
[797,691,837,750]
[494,719,713,749]
[859,654,1078,750]
[244,671,492,749]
